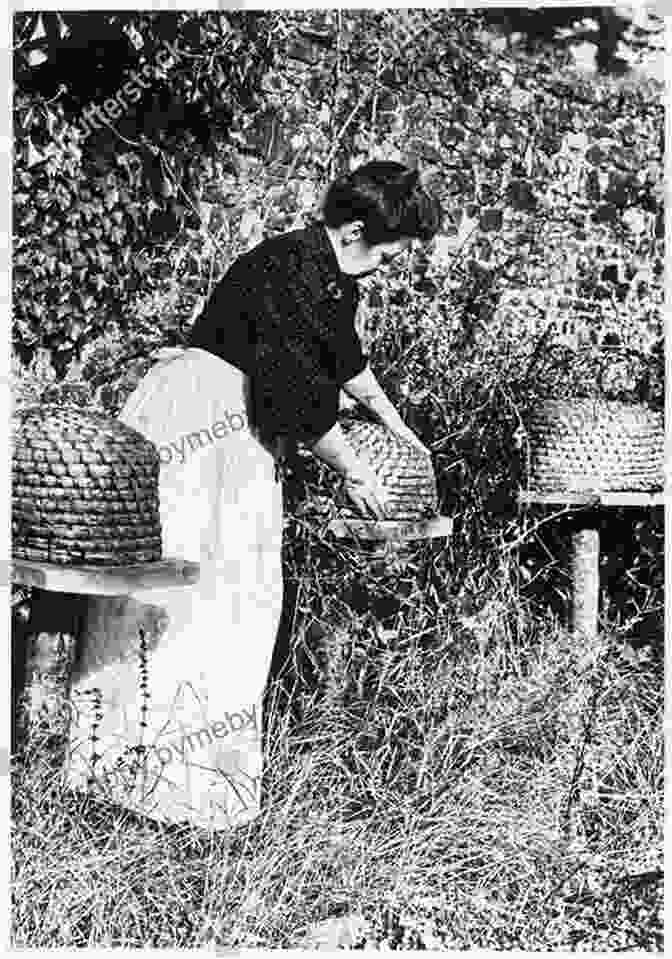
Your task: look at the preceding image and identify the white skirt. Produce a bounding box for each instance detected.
[64,348,284,830]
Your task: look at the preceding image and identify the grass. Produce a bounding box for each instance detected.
[11,552,663,951]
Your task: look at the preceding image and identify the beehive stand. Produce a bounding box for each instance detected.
[327,515,454,542]
[519,399,665,640]
[326,516,453,611]
[11,558,199,762]
[519,490,665,639]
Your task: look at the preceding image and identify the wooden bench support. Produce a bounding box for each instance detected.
[519,488,664,641]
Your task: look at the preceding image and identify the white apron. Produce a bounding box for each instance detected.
[64,348,284,830]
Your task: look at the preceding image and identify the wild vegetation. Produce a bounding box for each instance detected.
[11,8,664,950]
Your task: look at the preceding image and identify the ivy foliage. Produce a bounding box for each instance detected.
[13,9,663,397]
[13,10,275,376]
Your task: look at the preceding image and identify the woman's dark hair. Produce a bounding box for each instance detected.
[322,161,442,245]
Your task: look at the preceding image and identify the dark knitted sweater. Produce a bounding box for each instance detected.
[189,221,367,447]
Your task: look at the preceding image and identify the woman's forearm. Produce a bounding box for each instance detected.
[342,364,405,430]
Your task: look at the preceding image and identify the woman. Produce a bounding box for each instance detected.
[65,162,441,831]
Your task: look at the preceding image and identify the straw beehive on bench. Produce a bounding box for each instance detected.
[520,398,664,640]
[12,404,163,566]
[11,403,198,768]
[274,418,448,714]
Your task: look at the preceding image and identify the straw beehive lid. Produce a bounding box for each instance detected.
[12,404,162,566]
[339,419,438,521]
[525,399,664,495]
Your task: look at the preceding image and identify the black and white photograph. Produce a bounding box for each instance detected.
[9,3,666,951]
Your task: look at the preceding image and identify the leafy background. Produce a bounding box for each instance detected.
[13,9,664,405]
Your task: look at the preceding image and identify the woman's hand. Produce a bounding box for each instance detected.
[309,422,389,519]
[343,465,390,520]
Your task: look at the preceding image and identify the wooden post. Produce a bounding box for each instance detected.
[570,526,600,641]
[519,491,664,642]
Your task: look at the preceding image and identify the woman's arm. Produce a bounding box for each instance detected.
[342,364,428,453]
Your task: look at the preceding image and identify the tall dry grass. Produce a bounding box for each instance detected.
[12,555,663,949]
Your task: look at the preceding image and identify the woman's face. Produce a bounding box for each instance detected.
[330,222,412,277]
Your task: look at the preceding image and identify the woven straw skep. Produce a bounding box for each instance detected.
[526,399,664,494]
[339,419,438,521]
[12,404,163,566]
